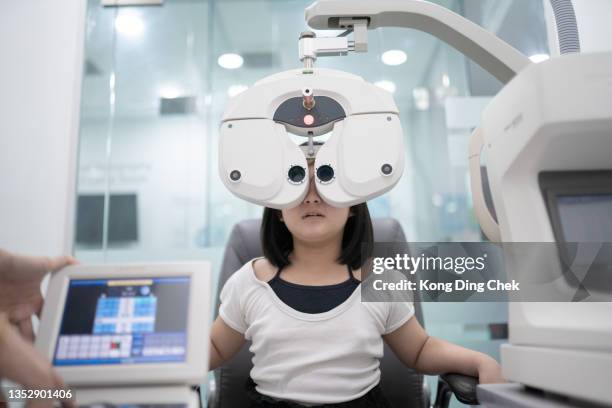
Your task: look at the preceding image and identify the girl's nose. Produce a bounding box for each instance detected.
[303,176,321,204]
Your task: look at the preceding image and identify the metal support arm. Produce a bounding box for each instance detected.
[305,0,531,83]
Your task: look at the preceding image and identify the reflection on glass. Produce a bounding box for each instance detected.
[76,0,210,262]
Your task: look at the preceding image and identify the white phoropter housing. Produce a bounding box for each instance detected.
[35,263,211,405]
[219,68,404,208]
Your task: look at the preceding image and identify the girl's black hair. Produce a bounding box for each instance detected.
[261,203,373,270]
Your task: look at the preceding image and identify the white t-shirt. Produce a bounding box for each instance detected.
[219,257,415,405]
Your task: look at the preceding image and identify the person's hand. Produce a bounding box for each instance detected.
[0,314,76,408]
[476,354,505,384]
[0,250,77,341]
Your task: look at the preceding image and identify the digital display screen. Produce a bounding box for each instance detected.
[54,277,190,366]
[555,194,612,283]
[556,194,612,242]
[76,194,138,246]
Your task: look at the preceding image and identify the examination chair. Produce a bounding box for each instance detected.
[208,218,479,408]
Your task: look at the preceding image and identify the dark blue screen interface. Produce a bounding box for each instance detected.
[54,277,190,366]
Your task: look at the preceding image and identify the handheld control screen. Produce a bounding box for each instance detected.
[54,277,190,366]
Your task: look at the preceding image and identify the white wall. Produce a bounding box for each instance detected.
[544,0,612,55]
[572,0,612,53]
[0,1,86,255]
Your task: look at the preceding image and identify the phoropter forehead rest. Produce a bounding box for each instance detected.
[218,68,405,209]
[221,68,399,126]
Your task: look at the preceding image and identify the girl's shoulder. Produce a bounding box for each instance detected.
[252,257,277,283]
[223,257,268,292]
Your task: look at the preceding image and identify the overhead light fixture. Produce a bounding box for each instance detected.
[114,13,144,37]
[217,53,244,70]
[412,87,430,111]
[381,49,407,66]
[529,53,550,63]
[204,94,213,106]
[312,29,346,37]
[374,80,396,94]
[442,74,450,87]
[227,85,248,98]
[158,84,184,99]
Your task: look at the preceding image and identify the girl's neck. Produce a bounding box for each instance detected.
[289,235,343,273]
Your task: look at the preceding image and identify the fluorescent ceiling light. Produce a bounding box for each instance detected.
[312,29,347,37]
[381,49,407,66]
[158,84,184,99]
[218,53,244,70]
[529,53,550,63]
[412,87,430,111]
[375,80,396,94]
[227,84,248,98]
[114,13,144,37]
[442,74,450,87]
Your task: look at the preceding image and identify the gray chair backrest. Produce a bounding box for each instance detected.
[213,218,425,408]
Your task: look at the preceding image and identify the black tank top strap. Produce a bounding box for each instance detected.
[270,264,357,285]
[268,265,284,283]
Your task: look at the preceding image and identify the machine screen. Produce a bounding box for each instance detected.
[54,277,190,366]
[556,194,612,242]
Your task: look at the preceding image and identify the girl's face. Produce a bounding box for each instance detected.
[281,163,351,243]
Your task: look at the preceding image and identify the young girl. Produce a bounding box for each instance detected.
[209,160,503,407]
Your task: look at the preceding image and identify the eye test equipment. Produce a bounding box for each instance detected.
[219,68,405,209]
[218,0,530,210]
[35,263,212,408]
[469,50,612,407]
[218,0,612,405]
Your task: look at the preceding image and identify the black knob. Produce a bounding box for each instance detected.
[316,165,335,183]
[229,170,241,182]
[381,164,393,176]
[288,165,306,184]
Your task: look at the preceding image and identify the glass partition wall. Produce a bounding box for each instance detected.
[74,0,549,405]
[76,0,213,263]
[76,0,479,260]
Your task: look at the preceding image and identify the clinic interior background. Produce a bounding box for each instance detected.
[75,0,548,374]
